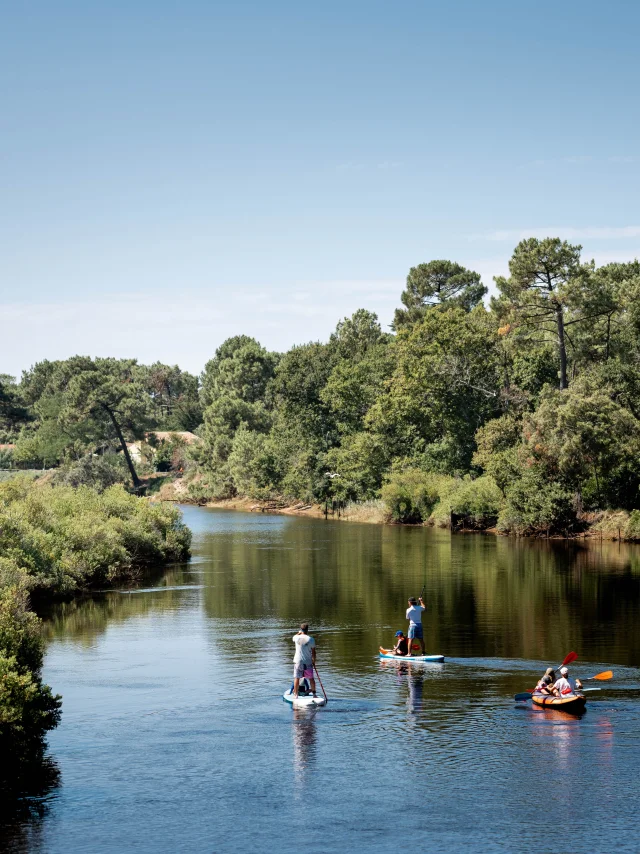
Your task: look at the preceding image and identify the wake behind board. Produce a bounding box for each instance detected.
[283,690,326,707]
[379,647,445,663]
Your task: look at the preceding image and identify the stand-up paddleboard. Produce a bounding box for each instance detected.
[283,689,326,707]
[379,647,445,663]
[283,677,326,707]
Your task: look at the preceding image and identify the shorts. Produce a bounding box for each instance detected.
[294,662,313,680]
[408,623,423,640]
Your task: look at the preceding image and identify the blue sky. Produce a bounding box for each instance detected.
[2,0,639,377]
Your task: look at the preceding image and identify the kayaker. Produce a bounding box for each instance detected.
[553,666,583,696]
[535,668,556,694]
[392,631,409,656]
[292,623,317,699]
[406,596,426,656]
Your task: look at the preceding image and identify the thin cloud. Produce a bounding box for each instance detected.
[471,226,640,242]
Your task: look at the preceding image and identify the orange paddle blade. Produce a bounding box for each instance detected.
[591,670,613,681]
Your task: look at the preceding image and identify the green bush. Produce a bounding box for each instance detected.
[499,472,577,534]
[440,475,503,528]
[55,453,125,491]
[0,560,61,758]
[381,469,450,523]
[624,510,640,541]
[0,479,191,594]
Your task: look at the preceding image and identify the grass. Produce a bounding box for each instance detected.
[341,499,389,524]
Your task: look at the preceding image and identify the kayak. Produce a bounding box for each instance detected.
[531,692,586,714]
[283,690,326,707]
[379,647,445,663]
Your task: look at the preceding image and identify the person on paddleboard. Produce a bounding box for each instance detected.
[392,630,409,656]
[552,666,582,696]
[406,596,426,656]
[292,623,317,699]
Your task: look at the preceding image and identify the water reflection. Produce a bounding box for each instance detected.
[17,507,640,854]
[291,708,318,790]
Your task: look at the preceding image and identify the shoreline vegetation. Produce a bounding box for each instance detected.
[0,478,190,783]
[159,479,640,542]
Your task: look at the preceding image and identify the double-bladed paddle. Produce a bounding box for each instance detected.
[514,651,578,702]
[515,666,613,702]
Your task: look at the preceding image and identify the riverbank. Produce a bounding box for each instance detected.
[152,476,640,542]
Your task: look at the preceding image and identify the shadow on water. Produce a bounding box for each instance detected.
[0,754,60,854]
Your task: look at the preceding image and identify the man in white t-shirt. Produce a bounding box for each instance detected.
[406,596,426,655]
[292,623,316,699]
[553,666,582,696]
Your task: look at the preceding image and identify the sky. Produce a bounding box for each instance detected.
[2,0,640,378]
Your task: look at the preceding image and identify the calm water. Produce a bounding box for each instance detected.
[4,506,640,853]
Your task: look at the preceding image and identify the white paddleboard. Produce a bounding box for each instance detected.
[283,690,326,707]
[379,648,444,663]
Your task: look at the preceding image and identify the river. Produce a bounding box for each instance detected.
[4,505,640,853]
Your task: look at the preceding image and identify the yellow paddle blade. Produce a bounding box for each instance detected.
[592,670,613,681]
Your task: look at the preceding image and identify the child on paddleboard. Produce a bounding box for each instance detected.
[406,596,426,656]
[392,630,409,656]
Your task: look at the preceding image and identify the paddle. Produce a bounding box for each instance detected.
[313,663,328,703]
[514,651,578,701]
[585,670,613,681]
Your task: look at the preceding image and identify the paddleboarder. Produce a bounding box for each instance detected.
[292,623,317,699]
[406,596,426,656]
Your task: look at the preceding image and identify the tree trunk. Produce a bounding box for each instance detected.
[103,406,141,488]
[554,302,568,390]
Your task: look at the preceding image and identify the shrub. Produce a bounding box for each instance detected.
[625,510,640,541]
[381,469,450,523]
[0,479,191,594]
[443,475,503,528]
[0,560,61,758]
[499,472,577,534]
[55,454,125,491]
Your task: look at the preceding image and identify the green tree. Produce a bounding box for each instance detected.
[394,260,486,329]
[369,305,502,471]
[0,376,30,442]
[494,237,582,390]
[199,338,278,488]
[329,309,386,359]
[522,382,640,508]
[139,363,202,431]
[200,336,278,408]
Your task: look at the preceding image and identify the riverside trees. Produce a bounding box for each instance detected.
[4,235,640,535]
[191,238,640,534]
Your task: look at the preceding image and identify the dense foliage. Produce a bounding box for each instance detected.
[0,561,61,762]
[0,480,192,594]
[188,240,640,535]
[3,237,640,535]
[0,479,191,764]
